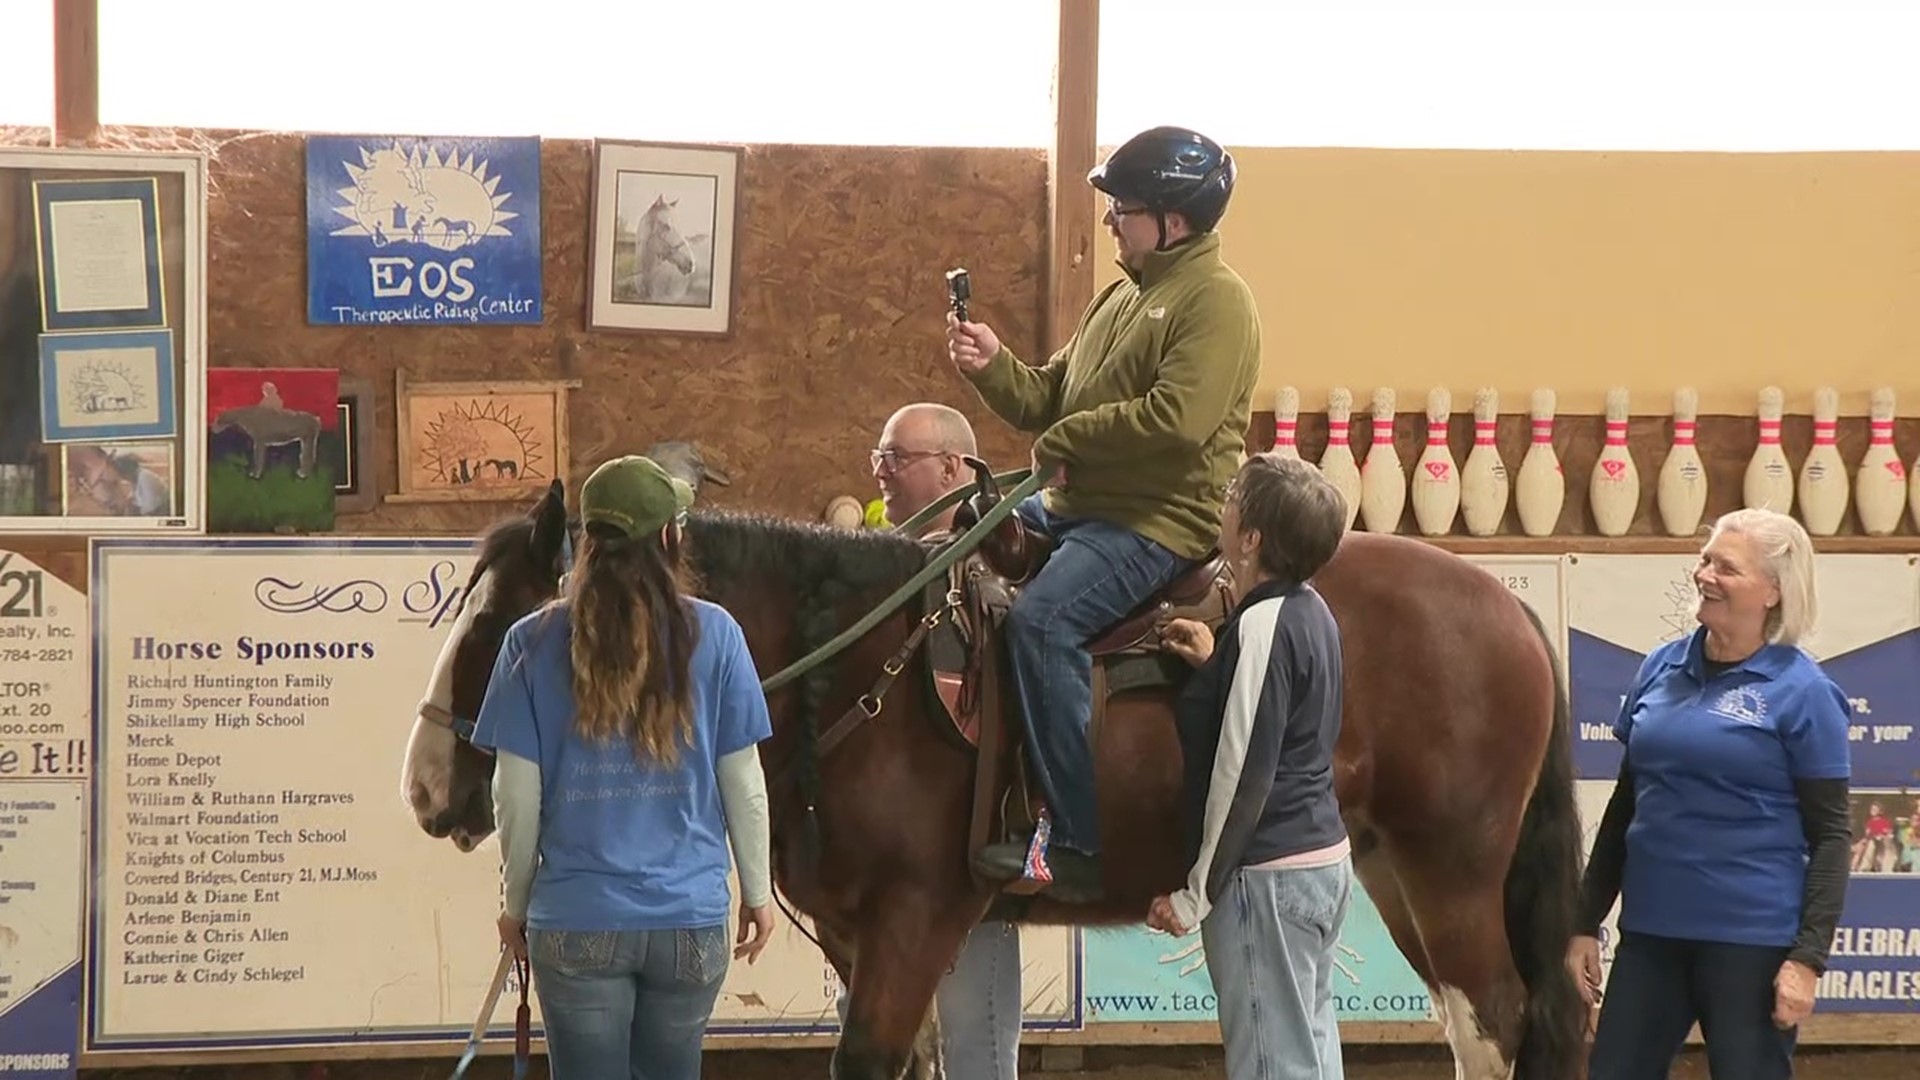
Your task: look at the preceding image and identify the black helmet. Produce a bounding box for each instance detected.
[1088,125,1236,234]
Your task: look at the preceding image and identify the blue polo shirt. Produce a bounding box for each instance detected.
[470,598,772,932]
[1613,626,1851,947]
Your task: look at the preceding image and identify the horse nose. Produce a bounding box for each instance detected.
[425,809,458,838]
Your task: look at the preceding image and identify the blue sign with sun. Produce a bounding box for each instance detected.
[304,134,543,326]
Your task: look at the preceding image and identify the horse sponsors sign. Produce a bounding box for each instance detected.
[0,551,88,1080]
[1080,555,1568,1027]
[304,135,542,327]
[1567,553,1920,1014]
[86,538,497,1051]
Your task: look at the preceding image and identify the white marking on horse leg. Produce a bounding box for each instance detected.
[1432,983,1514,1080]
[400,568,494,827]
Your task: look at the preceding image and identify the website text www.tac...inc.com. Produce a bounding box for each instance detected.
[1084,991,1432,1017]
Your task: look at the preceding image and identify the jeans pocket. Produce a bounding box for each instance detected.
[675,924,729,987]
[1267,861,1352,938]
[531,929,618,976]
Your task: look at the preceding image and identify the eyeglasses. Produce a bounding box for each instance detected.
[1106,198,1150,218]
[869,448,945,473]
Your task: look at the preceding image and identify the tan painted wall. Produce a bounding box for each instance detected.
[1097,148,1920,418]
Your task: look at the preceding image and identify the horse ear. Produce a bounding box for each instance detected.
[530,480,567,566]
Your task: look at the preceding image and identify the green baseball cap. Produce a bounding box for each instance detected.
[580,455,696,539]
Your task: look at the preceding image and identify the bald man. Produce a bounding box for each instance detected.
[864,401,1026,1078]
[871,403,978,535]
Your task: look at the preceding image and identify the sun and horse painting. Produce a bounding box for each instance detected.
[391,374,577,503]
[205,366,339,533]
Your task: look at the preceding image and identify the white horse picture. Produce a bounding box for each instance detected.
[613,172,716,307]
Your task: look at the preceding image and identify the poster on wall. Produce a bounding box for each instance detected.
[0,548,89,1080]
[1080,557,1569,1025]
[304,134,542,327]
[1567,552,1920,1013]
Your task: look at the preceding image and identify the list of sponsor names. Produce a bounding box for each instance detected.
[0,550,88,781]
[91,541,509,1045]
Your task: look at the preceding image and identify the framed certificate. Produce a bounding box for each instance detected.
[33,176,168,332]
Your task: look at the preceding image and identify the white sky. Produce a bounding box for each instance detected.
[5,2,1920,150]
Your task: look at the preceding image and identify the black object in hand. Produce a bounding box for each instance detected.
[946,267,970,323]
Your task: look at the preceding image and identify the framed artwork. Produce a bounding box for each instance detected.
[205,366,340,534]
[587,140,743,336]
[37,328,179,442]
[33,175,167,332]
[61,441,176,517]
[389,371,580,503]
[326,374,378,513]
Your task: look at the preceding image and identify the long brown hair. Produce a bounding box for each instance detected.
[565,520,700,765]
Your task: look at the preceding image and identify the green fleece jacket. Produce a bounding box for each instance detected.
[964,231,1260,560]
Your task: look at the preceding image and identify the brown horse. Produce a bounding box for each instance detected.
[400,476,1586,1080]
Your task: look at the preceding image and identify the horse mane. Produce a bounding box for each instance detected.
[685,506,928,605]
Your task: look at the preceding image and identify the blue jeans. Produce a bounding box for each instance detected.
[832,920,1024,1079]
[1588,931,1796,1080]
[1007,493,1186,854]
[528,924,728,1080]
[1201,858,1353,1080]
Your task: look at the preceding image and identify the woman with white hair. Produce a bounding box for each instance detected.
[1568,508,1854,1079]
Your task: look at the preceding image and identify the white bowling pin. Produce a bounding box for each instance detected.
[1359,387,1405,533]
[1744,386,1794,513]
[1272,386,1301,460]
[1460,387,1509,537]
[1656,387,1707,536]
[1515,388,1564,537]
[1589,386,1639,537]
[1856,387,1907,536]
[1797,386,1849,536]
[1319,387,1363,532]
[1411,387,1460,536]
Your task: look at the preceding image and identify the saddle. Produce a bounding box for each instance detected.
[920,459,1234,892]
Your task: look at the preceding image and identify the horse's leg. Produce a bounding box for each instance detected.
[831,889,979,1080]
[1350,836,1436,986]
[1392,851,1527,1080]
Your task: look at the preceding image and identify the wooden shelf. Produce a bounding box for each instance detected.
[1413,534,1920,557]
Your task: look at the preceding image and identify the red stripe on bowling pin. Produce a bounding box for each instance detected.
[1474,421,1496,446]
[1327,421,1350,445]
[1605,420,1628,446]
[1531,420,1553,445]
[1758,419,1782,446]
[1672,420,1696,447]
[1813,420,1837,446]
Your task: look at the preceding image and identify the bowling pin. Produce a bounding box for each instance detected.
[1589,386,1639,537]
[1743,385,1794,513]
[1272,386,1301,459]
[1797,386,1849,536]
[1319,387,1363,532]
[1411,387,1460,536]
[1460,387,1510,537]
[1856,387,1907,536]
[1359,387,1405,533]
[1656,387,1707,536]
[1515,388,1564,537]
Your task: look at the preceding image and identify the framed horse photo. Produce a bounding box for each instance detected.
[586,139,744,336]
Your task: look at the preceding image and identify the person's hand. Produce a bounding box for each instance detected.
[497,913,528,961]
[736,900,775,964]
[1145,895,1189,936]
[947,312,1001,374]
[1773,958,1818,1029]
[1161,618,1214,666]
[1566,934,1602,1007]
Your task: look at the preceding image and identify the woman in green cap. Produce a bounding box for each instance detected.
[471,454,776,1079]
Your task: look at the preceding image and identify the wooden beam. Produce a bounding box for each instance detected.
[1046,0,1099,355]
[52,0,100,145]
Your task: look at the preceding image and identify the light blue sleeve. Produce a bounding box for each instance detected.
[711,612,773,756]
[470,627,541,765]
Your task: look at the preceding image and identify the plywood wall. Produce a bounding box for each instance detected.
[1,125,1048,537]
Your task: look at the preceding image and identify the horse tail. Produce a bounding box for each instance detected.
[1504,597,1587,1080]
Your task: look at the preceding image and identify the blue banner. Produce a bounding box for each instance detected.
[0,965,80,1079]
[304,135,542,326]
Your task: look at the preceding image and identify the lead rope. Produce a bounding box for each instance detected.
[447,948,530,1079]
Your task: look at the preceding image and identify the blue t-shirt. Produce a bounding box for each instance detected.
[470,598,772,932]
[1613,626,1852,948]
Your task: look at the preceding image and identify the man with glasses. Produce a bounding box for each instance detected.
[871,402,977,533]
[858,400,1028,1079]
[946,125,1261,899]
